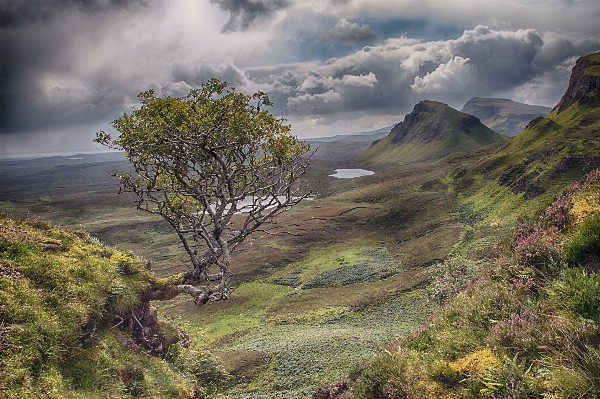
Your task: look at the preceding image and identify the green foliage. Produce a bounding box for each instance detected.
[302,248,398,289]
[94,78,311,302]
[352,349,423,399]
[477,355,541,399]
[95,78,308,211]
[272,266,305,287]
[175,349,232,397]
[0,214,196,398]
[427,256,478,303]
[303,260,397,289]
[553,268,600,323]
[563,345,600,396]
[564,212,600,267]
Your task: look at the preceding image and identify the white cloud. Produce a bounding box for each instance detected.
[341,72,378,87]
[411,56,477,94]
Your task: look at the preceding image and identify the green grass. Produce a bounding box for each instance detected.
[0,213,199,398]
[222,289,436,399]
[444,100,600,234]
[177,281,294,347]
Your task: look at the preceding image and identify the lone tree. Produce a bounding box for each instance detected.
[96,79,312,306]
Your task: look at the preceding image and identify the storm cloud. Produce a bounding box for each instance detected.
[209,0,289,32]
[0,0,147,27]
[1,0,600,157]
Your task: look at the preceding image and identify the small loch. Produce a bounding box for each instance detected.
[329,169,375,179]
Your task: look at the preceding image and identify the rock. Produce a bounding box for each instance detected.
[554,52,600,114]
[39,242,63,251]
[312,381,350,399]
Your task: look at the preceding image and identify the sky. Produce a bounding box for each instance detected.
[1,0,599,158]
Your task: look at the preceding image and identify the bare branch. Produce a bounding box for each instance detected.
[96,79,314,307]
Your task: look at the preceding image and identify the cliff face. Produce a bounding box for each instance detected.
[554,52,600,114]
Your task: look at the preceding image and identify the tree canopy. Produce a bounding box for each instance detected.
[95,79,312,306]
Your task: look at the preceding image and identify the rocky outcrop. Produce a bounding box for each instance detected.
[554,52,600,114]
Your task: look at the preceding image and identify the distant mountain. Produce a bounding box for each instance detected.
[357,100,509,165]
[450,51,600,207]
[305,126,392,160]
[461,97,552,137]
[306,126,392,143]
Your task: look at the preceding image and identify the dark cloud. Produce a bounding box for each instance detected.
[0,0,146,28]
[2,0,600,156]
[0,1,151,134]
[209,0,289,33]
[451,26,543,90]
[247,26,600,122]
[322,19,379,43]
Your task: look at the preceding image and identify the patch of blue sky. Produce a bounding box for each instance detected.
[273,17,467,64]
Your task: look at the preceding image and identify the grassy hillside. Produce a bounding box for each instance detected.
[337,167,600,399]
[461,97,551,137]
[0,214,214,398]
[358,101,509,165]
[0,153,474,398]
[449,101,600,229]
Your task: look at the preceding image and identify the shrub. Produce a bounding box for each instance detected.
[564,212,600,268]
[303,261,397,289]
[512,224,560,274]
[554,268,600,323]
[175,350,231,397]
[488,303,555,358]
[273,267,305,287]
[353,348,424,399]
[479,355,542,399]
[427,256,478,303]
[556,344,600,398]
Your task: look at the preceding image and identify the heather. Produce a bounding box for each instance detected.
[348,168,600,398]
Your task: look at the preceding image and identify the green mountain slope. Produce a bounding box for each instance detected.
[461,97,551,137]
[357,100,509,165]
[450,52,600,223]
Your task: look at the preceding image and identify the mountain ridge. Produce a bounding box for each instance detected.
[448,51,600,219]
[357,100,509,165]
[461,97,552,137]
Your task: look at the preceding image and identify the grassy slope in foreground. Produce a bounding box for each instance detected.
[342,167,600,399]
[357,100,509,166]
[0,214,210,399]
